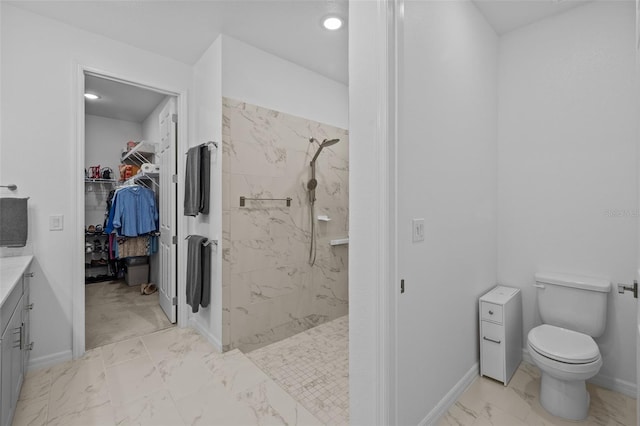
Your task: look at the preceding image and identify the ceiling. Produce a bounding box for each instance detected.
[84,75,168,123]
[473,0,593,35]
[8,0,349,84]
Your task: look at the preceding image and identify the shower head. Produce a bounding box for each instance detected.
[321,138,340,148]
[310,138,340,164]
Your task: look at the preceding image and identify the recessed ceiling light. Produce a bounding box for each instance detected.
[322,16,343,31]
[84,93,100,100]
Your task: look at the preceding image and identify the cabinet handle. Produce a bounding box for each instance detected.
[24,272,34,278]
[27,342,34,351]
[483,336,501,344]
[25,303,34,310]
[488,310,493,315]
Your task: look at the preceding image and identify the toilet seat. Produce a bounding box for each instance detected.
[528,324,599,364]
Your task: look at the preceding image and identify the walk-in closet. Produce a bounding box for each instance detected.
[83,74,177,349]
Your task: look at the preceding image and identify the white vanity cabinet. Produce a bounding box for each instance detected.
[0,256,34,426]
[479,286,522,385]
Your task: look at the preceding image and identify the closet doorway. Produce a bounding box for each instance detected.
[82,73,178,350]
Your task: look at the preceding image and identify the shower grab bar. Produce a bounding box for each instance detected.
[184,141,218,154]
[240,196,292,207]
[184,235,218,246]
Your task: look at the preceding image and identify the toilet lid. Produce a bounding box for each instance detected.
[528,325,600,364]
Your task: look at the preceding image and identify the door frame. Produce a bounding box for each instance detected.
[348,0,398,424]
[72,64,189,358]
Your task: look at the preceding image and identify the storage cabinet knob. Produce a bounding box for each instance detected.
[488,310,493,315]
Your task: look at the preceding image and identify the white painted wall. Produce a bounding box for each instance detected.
[187,37,224,349]
[396,1,499,423]
[1,3,192,366]
[85,115,142,226]
[221,35,348,130]
[498,1,637,393]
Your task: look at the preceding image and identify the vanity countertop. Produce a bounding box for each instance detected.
[0,256,33,307]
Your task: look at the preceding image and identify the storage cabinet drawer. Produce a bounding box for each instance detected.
[481,301,503,324]
[481,321,504,381]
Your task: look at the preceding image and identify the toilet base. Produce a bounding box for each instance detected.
[539,372,590,421]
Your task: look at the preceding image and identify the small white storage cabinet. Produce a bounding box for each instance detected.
[479,286,522,385]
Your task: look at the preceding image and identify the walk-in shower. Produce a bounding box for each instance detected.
[307,137,340,266]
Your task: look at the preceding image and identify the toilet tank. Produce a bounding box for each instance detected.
[534,272,610,337]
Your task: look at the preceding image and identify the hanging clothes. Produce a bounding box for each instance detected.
[105,185,158,237]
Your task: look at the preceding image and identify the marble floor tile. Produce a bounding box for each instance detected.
[440,363,638,426]
[101,337,147,367]
[174,383,261,426]
[104,355,166,407]
[236,379,324,426]
[113,389,185,426]
[12,322,326,426]
[85,280,174,350]
[47,400,116,426]
[11,395,48,426]
[47,355,110,420]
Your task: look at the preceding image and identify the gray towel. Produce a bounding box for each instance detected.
[199,145,210,215]
[201,242,211,308]
[186,235,211,313]
[184,146,201,216]
[0,197,28,247]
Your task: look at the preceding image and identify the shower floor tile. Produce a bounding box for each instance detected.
[247,315,349,426]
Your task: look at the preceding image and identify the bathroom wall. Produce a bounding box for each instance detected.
[498,1,637,394]
[221,97,349,351]
[1,3,192,367]
[395,1,499,424]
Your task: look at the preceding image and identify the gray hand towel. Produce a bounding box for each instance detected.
[199,145,211,215]
[200,242,212,308]
[186,235,207,313]
[184,146,201,216]
[0,197,28,247]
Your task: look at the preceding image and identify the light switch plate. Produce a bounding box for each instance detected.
[49,215,63,231]
[412,218,425,242]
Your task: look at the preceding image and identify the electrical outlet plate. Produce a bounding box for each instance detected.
[412,218,425,242]
[49,215,64,231]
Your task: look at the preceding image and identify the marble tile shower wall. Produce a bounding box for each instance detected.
[221,98,349,352]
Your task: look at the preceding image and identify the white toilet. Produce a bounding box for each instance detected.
[527,272,610,421]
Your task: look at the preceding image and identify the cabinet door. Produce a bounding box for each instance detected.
[1,301,22,426]
[481,321,505,382]
[1,327,10,426]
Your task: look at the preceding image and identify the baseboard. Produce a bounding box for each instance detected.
[189,317,223,352]
[28,349,72,371]
[522,348,637,399]
[420,362,479,426]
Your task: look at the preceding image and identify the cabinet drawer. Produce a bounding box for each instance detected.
[481,302,503,324]
[481,321,505,381]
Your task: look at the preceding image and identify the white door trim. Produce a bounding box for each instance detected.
[348,0,397,424]
[72,64,189,359]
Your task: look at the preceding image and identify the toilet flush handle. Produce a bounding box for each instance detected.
[617,281,638,298]
[532,283,545,289]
